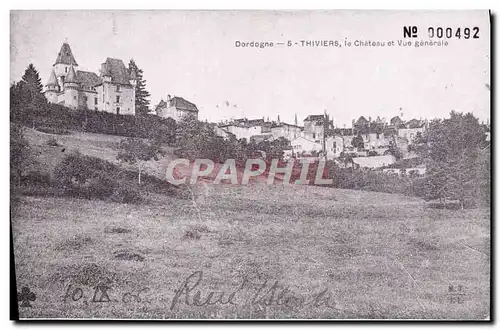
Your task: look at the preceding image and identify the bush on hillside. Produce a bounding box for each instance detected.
[53,151,133,202]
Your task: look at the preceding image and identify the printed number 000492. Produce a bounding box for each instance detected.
[428,27,479,39]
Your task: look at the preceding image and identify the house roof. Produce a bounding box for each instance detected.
[101,58,132,85]
[129,68,137,80]
[65,65,77,83]
[247,119,265,126]
[271,122,303,129]
[46,69,59,87]
[406,118,425,128]
[156,96,199,112]
[76,70,101,87]
[390,116,402,124]
[54,42,78,66]
[355,116,369,125]
[304,114,325,122]
[171,97,198,112]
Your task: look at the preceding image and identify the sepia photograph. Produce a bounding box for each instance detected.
[10,10,491,320]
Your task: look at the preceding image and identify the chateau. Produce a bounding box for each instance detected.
[155,94,199,121]
[44,42,137,115]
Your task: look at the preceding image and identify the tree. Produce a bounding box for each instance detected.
[117,138,164,184]
[21,63,45,107]
[175,115,222,161]
[351,134,364,150]
[417,111,487,208]
[128,60,151,116]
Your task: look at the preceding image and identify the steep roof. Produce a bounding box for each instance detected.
[129,68,137,80]
[155,96,199,112]
[65,65,77,83]
[54,43,78,66]
[355,116,369,125]
[406,118,425,128]
[101,58,132,85]
[76,70,101,87]
[155,99,168,110]
[170,96,199,112]
[304,114,325,122]
[46,69,59,87]
[390,116,402,125]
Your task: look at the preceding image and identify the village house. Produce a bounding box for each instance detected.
[303,115,327,142]
[290,136,322,155]
[397,119,426,143]
[325,135,344,159]
[44,42,137,115]
[155,94,199,121]
[270,122,303,141]
[218,120,264,142]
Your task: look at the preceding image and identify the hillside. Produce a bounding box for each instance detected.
[24,128,176,179]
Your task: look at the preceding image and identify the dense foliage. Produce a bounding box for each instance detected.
[174,115,291,165]
[414,111,490,208]
[128,59,151,116]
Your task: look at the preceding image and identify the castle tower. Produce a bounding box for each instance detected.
[100,62,112,112]
[53,42,78,91]
[129,68,137,114]
[129,67,137,87]
[64,65,79,109]
[44,69,60,104]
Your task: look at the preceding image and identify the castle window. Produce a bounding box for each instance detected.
[73,96,76,100]
[65,67,68,73]
[116,85,121,92]
[116,95,120,103]
[83,96,87,103]
[94,97,98,105]
[116,107,120,115]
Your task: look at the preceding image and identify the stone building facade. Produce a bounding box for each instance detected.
[44,42,137,115]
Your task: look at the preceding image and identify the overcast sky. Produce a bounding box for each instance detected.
[11,10,490,126]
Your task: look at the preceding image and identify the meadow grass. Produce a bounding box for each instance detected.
[12,183,490,319]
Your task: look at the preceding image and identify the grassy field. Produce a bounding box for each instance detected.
[12,181,490,319]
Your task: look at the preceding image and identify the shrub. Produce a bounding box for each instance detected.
[54,152,118,188]
[53,151,139,202]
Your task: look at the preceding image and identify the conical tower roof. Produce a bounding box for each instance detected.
[129,68,137,80]
[46,69,59,87]
[54,42,78,66]
[65,65,77,84]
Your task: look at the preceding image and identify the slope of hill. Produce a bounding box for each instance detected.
[24,128,176,179]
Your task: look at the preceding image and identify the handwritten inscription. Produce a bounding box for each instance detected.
[63,284,150,304]
[62,271,337,311]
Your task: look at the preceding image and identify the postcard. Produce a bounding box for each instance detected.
[10,10,491,320]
